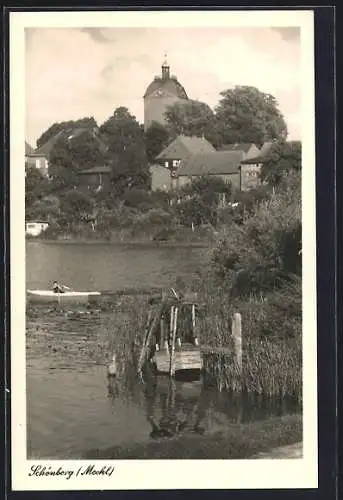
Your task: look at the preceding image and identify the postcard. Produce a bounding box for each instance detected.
[10,9,317,491]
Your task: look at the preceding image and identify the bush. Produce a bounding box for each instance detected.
[131,208,174,233]
[211,177,301,295]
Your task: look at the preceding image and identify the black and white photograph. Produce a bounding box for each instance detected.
[10,9,317,491]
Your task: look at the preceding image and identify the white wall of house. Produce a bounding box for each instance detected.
[26,155,49,177]
[26,221,49,237]
[240,164,262,191]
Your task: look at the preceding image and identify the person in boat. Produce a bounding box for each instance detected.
[52,281,71,294]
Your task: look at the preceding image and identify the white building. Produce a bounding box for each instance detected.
[25,221,49,237]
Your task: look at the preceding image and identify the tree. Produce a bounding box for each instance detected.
[36,117,97,149]
[176,176,232,227]
[48,129,108,192]
[100,107,150,195]
[145,121,169,163]
[26,195,61,222]
[58,190,94,228]
[25,164,50,211]
[164,100,220,146]
[211,176,301,296]
[215,86,288,147]
[261,140,301,187]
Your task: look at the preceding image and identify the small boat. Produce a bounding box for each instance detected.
[27,289,101,305]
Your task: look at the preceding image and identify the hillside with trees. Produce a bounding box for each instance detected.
[25,85,298,244]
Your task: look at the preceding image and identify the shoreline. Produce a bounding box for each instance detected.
[82,413,302,460]
[25,237,213,249]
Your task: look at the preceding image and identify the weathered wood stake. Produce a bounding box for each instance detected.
[160,316,166,350]
[232,312,242,372]
[191,304,199,346]
[169,307,178,377]
[137,304,164,374]
[169,306,175,345]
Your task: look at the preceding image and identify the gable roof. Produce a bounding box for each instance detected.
[177,150,244,177]
[241,141,275,164]
[259,141,274,156]
[25,141,35,155]
[219,142,256,153]
[156,135,215,161]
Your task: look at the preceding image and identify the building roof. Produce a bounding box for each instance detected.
[78,166,112,175]
[144,77,188,99]
[259,141,274,156]
[144,61,188,99]
[241,141,275,164]
[177,150,244,177]
[219,142,256,153]
[156,135,215,161]
[25,141,35,155]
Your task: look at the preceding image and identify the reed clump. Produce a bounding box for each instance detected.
[101,296,152,401]
[197,283,302,402]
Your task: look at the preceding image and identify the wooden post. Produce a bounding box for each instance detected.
[160,316,167,350]
[232,312,242,372]
[191,304,199,346]
[137,304,164,374]
[169,307,178,377]
[169,306,175,346]
[137,309,153,373]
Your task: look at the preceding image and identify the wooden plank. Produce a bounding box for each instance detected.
[155,348,202,373]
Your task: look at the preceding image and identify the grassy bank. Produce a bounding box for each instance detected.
[26,237,212,249]
[27,223,218,246]
[84,413,302,459]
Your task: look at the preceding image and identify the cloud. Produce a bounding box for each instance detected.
[271,27,300,41]
[80,28,111,43]
[25,27,302,146]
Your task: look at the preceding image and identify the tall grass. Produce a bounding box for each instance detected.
[101,296,152,402]
[100,266,302,403]
[196,279,302,401]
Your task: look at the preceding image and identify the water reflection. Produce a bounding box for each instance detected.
[107,372,300,444]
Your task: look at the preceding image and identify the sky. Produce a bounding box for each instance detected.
[25,26,301,147]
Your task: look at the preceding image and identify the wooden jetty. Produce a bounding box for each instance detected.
[154,344,202,376]
[137,289,202,378]
[137,288,243,381]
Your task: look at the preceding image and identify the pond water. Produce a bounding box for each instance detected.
[26,240,209,291]
[26,241,300,459]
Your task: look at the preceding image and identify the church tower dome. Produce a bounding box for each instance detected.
[143,56,189,132]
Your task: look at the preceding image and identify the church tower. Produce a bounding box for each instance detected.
[161,56,170,79]
[143,56,188,132]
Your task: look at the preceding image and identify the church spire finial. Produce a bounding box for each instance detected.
[162,52,170,79]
